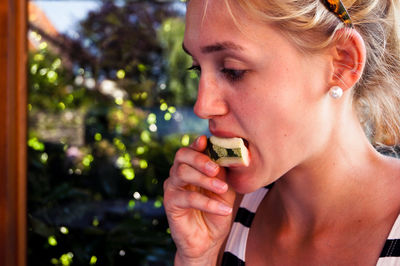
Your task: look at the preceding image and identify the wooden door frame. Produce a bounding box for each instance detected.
[0,0,27,265]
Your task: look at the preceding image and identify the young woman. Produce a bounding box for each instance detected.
[163,0,400,265]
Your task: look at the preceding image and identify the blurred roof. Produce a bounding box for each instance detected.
[28,2,59,50]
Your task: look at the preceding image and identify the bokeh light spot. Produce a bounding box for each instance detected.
[154,200,162,208]
[60,226,69,234]
[58,102,66,110]
[47,70,58,83]
[164,113,172,121]
[116,69,125,79]
[39,42,48,50]
[92,217,99,227]
[133,192,141,200]
[141,195,148,203]
[60,252,73,266]
[115,98,124,105]
[40,153,49,164]
[94,133,102,141]
[31,64,38,74]
[137,64,147,72]
[128,200,135,210]
[140,131,151,143]
[168,106,176,113]
[122,168,135,180]
[160,102,168,111]
[82,154,94,167]
[28,137,45,151]
[136,146,145,155]
[139,159,148,169]
[147,113,157,124]
[89,256,97,265]
[48,235,57,246]
[149,124,157,132]
[181,134,190,146]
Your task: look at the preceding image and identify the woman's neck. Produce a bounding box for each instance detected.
[267,111,399,238]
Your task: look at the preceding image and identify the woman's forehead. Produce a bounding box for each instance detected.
[185,0,292,57]
[185,0,264,43]
[185,0,239,44]
[186,0,232,28]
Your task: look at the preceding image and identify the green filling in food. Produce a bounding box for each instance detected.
[206,138,243,162]
[231,148,242,157]
[211,145,241,159]
[212,144,228,158]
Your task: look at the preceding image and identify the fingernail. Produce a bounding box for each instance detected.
[212,179,227,191]
[205,161,219,174]
[219,203,232,214]
[194,136,201,147]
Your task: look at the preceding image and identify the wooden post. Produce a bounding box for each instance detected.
[0,0,27,265]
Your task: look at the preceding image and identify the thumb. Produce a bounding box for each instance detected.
[190,135,208,152]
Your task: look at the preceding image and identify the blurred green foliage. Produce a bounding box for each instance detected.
[28,1,203,265]
[158,17,199,105]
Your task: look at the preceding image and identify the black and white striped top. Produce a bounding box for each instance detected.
[221,184,400,266]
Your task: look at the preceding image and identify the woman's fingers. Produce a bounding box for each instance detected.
[168,189,232,216]
[173,145,220,177]
[189,135,208,151]
[164,135,231,214]
[168,163,228,194]
[168,137,228,194]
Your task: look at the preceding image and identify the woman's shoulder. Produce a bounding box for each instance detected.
[378,149,400,221]
[376,145,400,187]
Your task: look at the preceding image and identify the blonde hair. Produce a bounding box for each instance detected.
[223,0,400,146]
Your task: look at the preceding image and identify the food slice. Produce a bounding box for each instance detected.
[205,136,250,167]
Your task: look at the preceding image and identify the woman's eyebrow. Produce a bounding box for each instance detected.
[182,41,244,55]
[201,41,244,53]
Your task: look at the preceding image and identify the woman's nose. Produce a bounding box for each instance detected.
[193,74,228,119]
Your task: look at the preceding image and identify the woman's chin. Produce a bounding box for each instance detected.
[226,168,260,194]
[226,166,276,194]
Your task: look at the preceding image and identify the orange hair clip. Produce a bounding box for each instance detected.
[322,0,353,27]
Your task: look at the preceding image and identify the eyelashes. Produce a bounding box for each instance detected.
[221,68,247,82]
[187,65,247,82]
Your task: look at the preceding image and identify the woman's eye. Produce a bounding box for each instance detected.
[187,66,246,82]
[221,68,247,82]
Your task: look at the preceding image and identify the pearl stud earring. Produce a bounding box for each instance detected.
[329,86,343,99]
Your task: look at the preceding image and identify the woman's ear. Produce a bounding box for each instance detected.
[329,28,366,91]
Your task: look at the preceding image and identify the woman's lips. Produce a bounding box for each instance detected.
[209,130,239,139]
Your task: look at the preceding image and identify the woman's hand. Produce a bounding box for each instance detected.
[163,135,236,265]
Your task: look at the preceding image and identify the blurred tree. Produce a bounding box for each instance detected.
[77,0,195,107]
[28,44,92,113]
[27,1,204,265]
[158,17,198,106]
